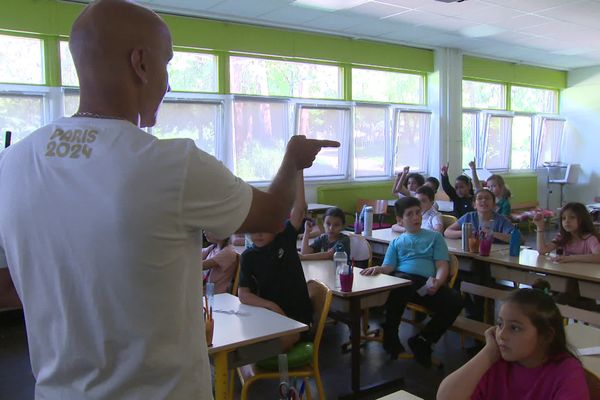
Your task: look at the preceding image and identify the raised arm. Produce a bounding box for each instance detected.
[237,136,339,234]
[533,212,556,255]
[440,163,458,201]
[437,327,500,400]
[289,170,307,231]
[469,160,483,191]
[392,166,410,196]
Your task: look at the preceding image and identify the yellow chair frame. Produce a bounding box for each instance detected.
[237,280,332,400]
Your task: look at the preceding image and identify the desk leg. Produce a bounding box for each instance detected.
[214,351,230,400]
[350,297,361,393]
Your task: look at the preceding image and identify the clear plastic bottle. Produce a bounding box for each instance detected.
[333,246,348,282]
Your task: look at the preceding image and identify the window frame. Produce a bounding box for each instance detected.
[352,103,391,180]
[391,107,432,174]
[351,65,427,106]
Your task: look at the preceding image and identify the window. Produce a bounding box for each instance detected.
[168,51,218,93]
[230,56,342,99]
[60,41,78,87]
[393,111,431,173]
[481,114,513,170]
[462,112,478,169]
[296,105,349,178]
[0,34,44,85]
[511,85,558,114]
[354,106,388,178]
[63,90,79,116]
[462,80,505,109]
[0,94,44,146]
[511,115,532,169]
[352,68,424,104]
[152,101,221,156]
[535,117,565,167]
[233,99,289,182]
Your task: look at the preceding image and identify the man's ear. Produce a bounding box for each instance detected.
[130,47,148,84]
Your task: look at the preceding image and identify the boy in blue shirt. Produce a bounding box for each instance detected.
[361,197,463,367]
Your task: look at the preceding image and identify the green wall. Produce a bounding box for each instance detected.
[464,56,567,89]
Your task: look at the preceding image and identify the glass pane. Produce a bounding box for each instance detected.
[0,34,44,85]
[233,100,288,181]
[0,95,44,147]
[537,119,564,167]
[352,68,424,104]
[64,92,80,116]
[153,101,219,156]
[393,112,431,172]
[484,115,512,169]
[462,80,505,109]
[511,115,532,169]
[462,112,477,169]
[230,56,342,99]
[168,51,218,92]
[297,107,347,177]
[60,41,79,87]
[354,106,386,178]
[511,86,558,113]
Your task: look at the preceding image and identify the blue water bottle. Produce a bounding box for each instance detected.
[509,224,521,257]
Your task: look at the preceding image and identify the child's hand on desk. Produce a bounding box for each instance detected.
[551,255,569,263]
[360,266,382,276]
[266,302,286,316]
[483,326,501,363]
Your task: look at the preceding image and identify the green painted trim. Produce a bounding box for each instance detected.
[217,52,229,95]
[43,35,60,87]
[463,56,566,89]
[343,65,352,101]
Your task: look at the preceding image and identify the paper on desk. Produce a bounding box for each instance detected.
[578,346,600,356]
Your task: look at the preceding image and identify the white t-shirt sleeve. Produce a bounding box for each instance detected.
[181,147,253,238]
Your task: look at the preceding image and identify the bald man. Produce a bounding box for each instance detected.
[0,0,338,398]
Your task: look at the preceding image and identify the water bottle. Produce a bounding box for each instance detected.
[461,222,473,251]
[333,245,348,278]
[362,206,373,237]
[509,224,521,257]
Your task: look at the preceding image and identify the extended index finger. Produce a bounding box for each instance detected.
[313,139,340,148]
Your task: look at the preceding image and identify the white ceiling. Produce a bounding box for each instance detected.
[71,0,600,70]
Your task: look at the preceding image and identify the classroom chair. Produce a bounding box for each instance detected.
[352,199,392,230]
[229,254,241,296]
[441,214,457,230]
[584,369,600,400]
[237,280,332,400]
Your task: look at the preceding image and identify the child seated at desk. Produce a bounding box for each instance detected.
[437,285,589,400]
[469,160,512,217]
[202,232,237,294]
[392,166,425,198]
[444,189,514,243]
[534,202,600,264]
[300,207,350,261]
[441,163,474,219]
[392,186,443,234]
[361,197,463,367]
[238,171,312,351]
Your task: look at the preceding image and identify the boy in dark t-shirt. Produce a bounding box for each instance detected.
[238,171,312,351]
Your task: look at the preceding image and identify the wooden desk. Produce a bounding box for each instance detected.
[486,248,600,284]
[565,323,600,377]
[208,293,308,400]
[302,260,411,397]
[377,389,424,399]
[307,203,335,214]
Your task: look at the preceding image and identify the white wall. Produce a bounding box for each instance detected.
[560,66,600,205]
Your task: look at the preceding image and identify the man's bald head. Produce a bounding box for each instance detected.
[70,0,173,127]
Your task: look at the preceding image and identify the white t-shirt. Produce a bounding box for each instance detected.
[421,207,443,232]
[0,118,252,399]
